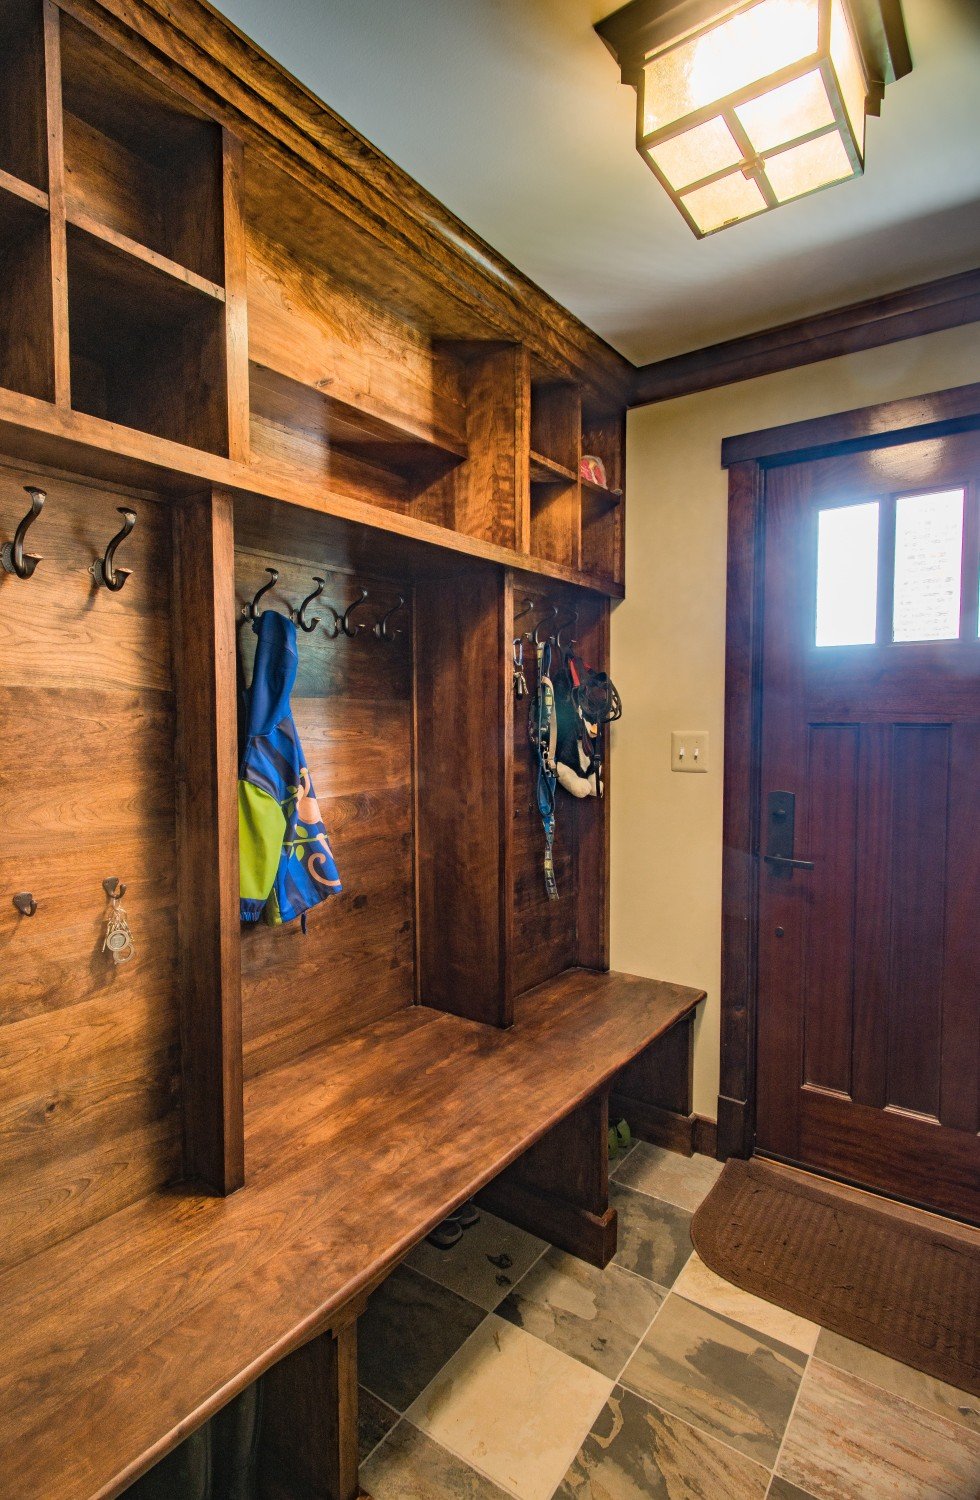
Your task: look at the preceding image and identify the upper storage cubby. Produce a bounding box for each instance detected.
[581,406,624,585]
[60,13,224,286]
[0,0,48,193]
[0,181,54,401]
[528,376,581,569]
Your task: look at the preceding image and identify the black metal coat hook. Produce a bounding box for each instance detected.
[340,588,370,638]
[1,486,46,580]
[294,577,325,633]
[12,892,37,917]
[91,508,136,591]
[242,568,279,622]
[374,595,406,641]
[102,877,127,901]
[533,604,559,646]
[556,610,579,651]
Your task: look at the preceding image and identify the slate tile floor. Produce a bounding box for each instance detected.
[358,1144,980,1500]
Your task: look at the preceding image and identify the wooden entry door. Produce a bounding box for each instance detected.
[755,426,980,1223]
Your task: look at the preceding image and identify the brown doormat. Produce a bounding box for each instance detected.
[691,1157,980,1398]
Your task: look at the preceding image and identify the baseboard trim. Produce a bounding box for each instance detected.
[612,1095,720,1160]
[477,1179,617,1268]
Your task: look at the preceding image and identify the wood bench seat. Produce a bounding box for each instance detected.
[0,968,702,1500]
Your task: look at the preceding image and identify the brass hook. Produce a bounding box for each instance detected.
[295,577,324,633]
[243,568,279,621]
[91,508,136,592]
[1,486,46,580]
[373,595,406,641]
[340,588,370,638]
[12,892,37,917]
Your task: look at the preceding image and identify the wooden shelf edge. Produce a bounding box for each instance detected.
[65,202,227,302]
[582,478,623,508]
[529,449,577,485]
[0,387,625,597]
[0,167,49,214]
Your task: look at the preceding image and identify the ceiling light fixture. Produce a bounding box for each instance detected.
[595,0,911,236]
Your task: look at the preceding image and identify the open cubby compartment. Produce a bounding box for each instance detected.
[67,224,228,452]
[509,571,610,997]
[0,181,55,400]
[581,406,625,584]
[60,12,224,283]
[0,0,47,193]
[530,373,581,475]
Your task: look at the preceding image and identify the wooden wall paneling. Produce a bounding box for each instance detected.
[573,592,611,971]
[257,1303,365,1500]
[444,343,526,550]
[611,1013,697,1154]
[236,551,416,1078]
[0,458,184,1266]
[478,1089,616,1267]
[221,128,249,463]
[171,486,243,1193]
[415,563,511,1026]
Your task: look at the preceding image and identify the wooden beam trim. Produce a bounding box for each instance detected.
[631,269,980,408]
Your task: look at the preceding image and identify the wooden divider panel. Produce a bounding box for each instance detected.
[236,547,416,1079]
[0,457,182,1268]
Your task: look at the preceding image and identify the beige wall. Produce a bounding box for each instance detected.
[610,322,980,1121]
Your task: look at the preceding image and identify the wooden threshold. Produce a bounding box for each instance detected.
[0,385,625,596]
[0,967,701,1500]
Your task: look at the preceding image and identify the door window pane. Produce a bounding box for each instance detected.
[815,501,879,646]
[893,489,964,642]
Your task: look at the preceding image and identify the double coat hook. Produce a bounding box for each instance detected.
[91,508,136,592]
[1,486,46,580]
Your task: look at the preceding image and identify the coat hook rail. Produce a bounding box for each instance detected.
[91,508,136,592]
[242,570,410,643]
[1,486,46,580]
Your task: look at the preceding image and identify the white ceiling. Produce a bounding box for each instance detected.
[214,0,980,366]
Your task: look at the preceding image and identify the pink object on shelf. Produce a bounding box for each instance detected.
[580,454,607,487]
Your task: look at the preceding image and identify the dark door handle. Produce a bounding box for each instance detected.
[763,854,814,872]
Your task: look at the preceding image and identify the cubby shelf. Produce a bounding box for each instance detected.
[530,450,577,485]
[0,177,54,402]
[65,203,226,303]
[582,478,623,507]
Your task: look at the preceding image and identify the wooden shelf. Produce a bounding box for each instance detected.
[0,969,702,1500]
[65,202,226,302]
[0,166,47,214]
[530,449,577,485]
[66,224,228,453]
[582,477,623,508]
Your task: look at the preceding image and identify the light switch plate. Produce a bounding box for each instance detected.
[671,731,708,772]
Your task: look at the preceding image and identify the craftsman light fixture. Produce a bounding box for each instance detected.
[595,0,911,236]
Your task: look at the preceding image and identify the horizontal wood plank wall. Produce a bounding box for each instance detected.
[0,457,182,1269]
[236,550,415,1079]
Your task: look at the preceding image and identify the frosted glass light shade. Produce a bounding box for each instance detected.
[635,0,869,236]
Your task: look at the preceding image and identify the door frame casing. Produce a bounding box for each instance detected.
[718,380,980,1161]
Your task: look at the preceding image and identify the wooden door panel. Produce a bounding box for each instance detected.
[756,427,980,1221]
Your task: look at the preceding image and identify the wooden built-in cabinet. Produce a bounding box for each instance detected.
[0,2,663,1496]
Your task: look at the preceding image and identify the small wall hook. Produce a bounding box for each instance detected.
[533,604,559,646]
[374,595,406,641]
[556,610,579,651]
[340,588,370,638]
[243,568,279,621]
[91,508,136,592]
[102,877,127,901]
[12,892,37,917]
[294,577,325,633]
[2,486,46,580]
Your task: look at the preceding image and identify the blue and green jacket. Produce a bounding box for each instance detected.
[239,609,341,925]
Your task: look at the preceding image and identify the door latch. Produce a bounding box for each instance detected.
[764,790,814,877]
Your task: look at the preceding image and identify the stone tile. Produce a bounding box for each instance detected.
[778,1359,980,1500]
[555,1383,771,1499]
[673,1252,820,1355]
[614,1142,723,1211]
[814,1328,980,1435]
[405,1209,546,1312]
[497,1245,665,1378]
[767,1478,817,1500]
[407,1313,613,1500]
[358,1387,399,1462]
[610,1181,693,1288]
[358,1263,485,1412]
[621,1293,806,1468]
[360,1420,512,1500]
